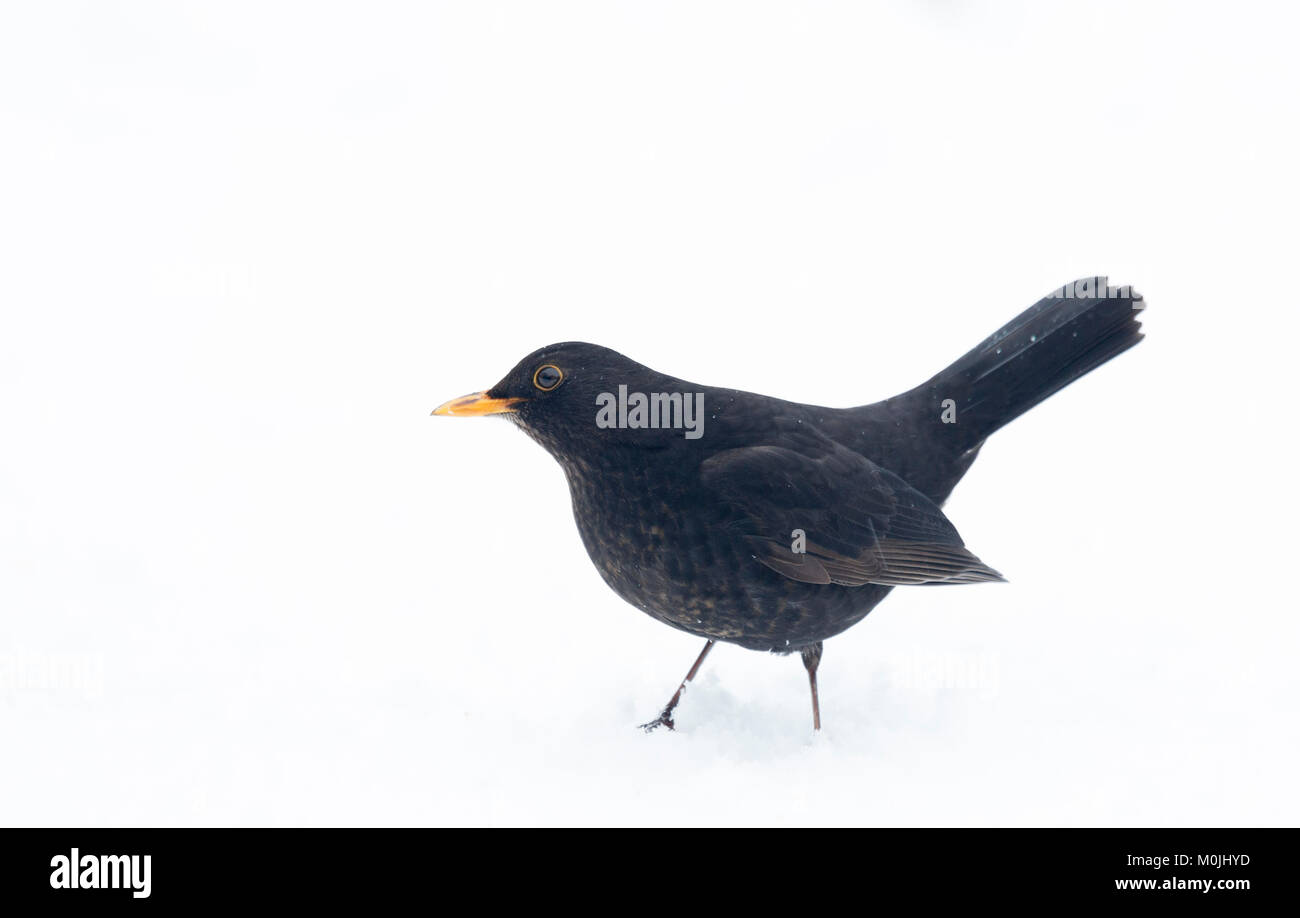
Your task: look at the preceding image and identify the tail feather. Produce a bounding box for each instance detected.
[925,277,1144,452]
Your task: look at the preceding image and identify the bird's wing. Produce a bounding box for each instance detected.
[700,443,1005,587]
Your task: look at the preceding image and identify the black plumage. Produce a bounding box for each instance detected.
[433,279,1144,730]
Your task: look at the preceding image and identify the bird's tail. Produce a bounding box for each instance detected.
[920,277,1145,452]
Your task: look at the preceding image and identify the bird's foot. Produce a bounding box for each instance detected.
[639,711,675,732]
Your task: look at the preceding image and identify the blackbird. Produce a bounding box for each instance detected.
[433,278,1144,731]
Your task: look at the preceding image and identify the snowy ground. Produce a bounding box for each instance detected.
[2,2,1298,826]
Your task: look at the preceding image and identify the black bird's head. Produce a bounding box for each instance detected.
[433,342,679,461]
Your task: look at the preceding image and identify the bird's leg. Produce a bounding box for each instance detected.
[801,642,824,731]
[640,640,715,732]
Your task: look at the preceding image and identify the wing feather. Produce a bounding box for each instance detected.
[704,442,1004,588]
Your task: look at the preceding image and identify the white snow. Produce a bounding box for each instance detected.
[1,1,1297,826]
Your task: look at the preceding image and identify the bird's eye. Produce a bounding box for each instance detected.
[533,364,563,391]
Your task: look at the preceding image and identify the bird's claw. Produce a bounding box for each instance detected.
[639,712,675,732]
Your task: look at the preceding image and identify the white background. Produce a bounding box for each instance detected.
[2,2,1297,826]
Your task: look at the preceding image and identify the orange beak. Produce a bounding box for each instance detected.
[431,391,522,417]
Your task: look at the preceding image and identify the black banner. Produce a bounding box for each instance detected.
[0,829,1280,907]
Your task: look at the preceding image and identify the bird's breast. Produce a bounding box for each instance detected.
[559,460,883,651]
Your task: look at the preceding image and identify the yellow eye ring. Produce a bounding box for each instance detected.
[533,364,563,391]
